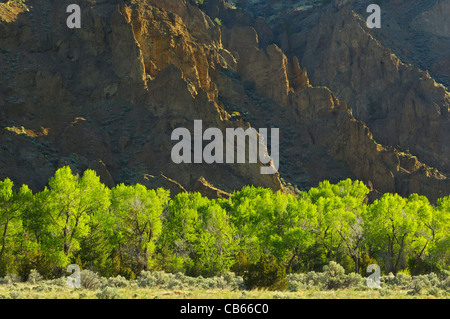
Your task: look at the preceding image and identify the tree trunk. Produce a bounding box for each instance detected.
[0,219,9,261]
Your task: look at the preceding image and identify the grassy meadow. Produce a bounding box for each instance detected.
[0,268,448,299]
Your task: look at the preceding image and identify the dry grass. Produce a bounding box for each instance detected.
[0,282,446,299]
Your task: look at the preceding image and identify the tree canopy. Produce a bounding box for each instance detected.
[0,167,448,279]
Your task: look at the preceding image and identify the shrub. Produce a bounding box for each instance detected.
[344,273,365,289]
[287,273,309,291]
[392,272,411,288]
[322,261,346,290]
[137,271,154,288]
[408,275,433,295]
[167,278,184,290]
[197,278,210,290]
[243,254,288,291]
[0,274,21,284]
[222,271,244,290]
[439,270,450,281]
[410,274,435,291]
[407,284,423,295]
[427,287,443,297]
[427,273,440,287]
[439,276,450,290]
[184,276,198,287]
[221,272,234,284]
[32,283,51,292]
[288,280,304,292]
[47,277,67,287]
[138,271,186,289]
[27,269,43,284]
[138,270,244,290]
[287,264,364,291]
[438,270,450,291]
[81,270,102,290]
[381,272,396,287]
[378,287,391,296]
[138,271,169,288]
[304,271,325,288]
[96,287,123,299]
[210,276,228,289]
[104,275,129,288]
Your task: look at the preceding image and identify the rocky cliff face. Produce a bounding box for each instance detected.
[217,21,449,201]
[373,0,450,88]
[413,0,450,38]
[281,8,450,178]
[0,0,448,202]
[0,0,281,197]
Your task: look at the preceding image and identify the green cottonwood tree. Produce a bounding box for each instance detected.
[365,193,438,274]
[253,191,318,269]
[273,194,318,271]
[314,196,345,264]
[0,179,32,275]
[23,167,110,272]
[308,179,370,272]
[420,195,450,271]
[157,192,206,273]
[330,195,367,274]
[158,192,237,276]
[111,184,169,273]
[195,202,238,276]
[225,186,277,263]
[404,194,435,262]
[225,187,319,271]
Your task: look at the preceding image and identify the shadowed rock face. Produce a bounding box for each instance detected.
[286,8,450,176]
[0,0,448,202]
[0,0,282,197]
